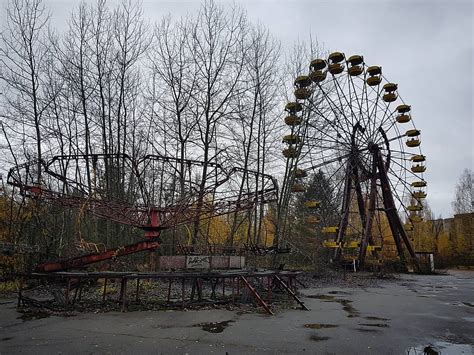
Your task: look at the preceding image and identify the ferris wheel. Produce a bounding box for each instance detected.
[281,52,427,270]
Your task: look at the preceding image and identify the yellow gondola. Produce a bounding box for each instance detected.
[309,70,327,83]
[294,87,312,100]
[367,66,382,76]
[285,102,302,113]
[347,55,364,66]
[396,104,411,123]
[304,200,321,208]
[411,164,426,173]
[412,180,427,188]
[347,55,364,76]
[328,52,345,75]
[411,154,425,162]
[310,58,327,71]
[282,147,299,158]
[367,245,382,252]
[294,75,311,88]
[291,183,305,193]
[293,168,307,178]
[406,138,421,147]
[382,83,398,102]
[285,114,302,126]
[328,63,344,75]
[407,204,423,212]
[366,65,382,86]
[412,190,427,199]
[410,215,423,223]
[322,226,339,233]
[396,114,411,123]
[406,129,420,137]
[348,66,363,76]
[383,93,397,102]
[282,134,300,145]
[396,104,411,113]
[328,52,345,63]
[344,241,360,248]
[367,76,382,86]
[322,240,340,248]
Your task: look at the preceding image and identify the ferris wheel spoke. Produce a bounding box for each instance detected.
[347,75,365,121]
[313,83,355,141]
[306,121,353,148]
[373,101,400,146]
[301,151,354,172]
[332,73,357,130]
[345,74,377,145]
[305,101,350,143]
[305,129,352,147]
[363,83,384,142]
[334,76,368,141]
[385,167,412,212]
[378,112,400,134]
[389,155,424,181]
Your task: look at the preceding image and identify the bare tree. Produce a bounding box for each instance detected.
[452,168,473,214]
[149,15,198,198]
[189,1,249,245]
[226,23,281,246]
[0,0,50,182]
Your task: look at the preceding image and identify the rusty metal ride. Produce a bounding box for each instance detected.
[7,154,278,272]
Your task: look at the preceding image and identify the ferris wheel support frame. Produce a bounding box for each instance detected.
[358,156,378,266]
[374,147,419,270]
[333,143,419,270]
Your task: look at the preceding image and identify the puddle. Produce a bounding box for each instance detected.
[193,320,234,333]
[309,334,330,341]
[1,337,14,341]
[328,291,351,295]
[17,311,50,322]
[306,295,359,317]
[446,301,474,308]
[355,328,380,333]
[407,342,473,355]
[306,294,335,300]
[364,316,390,321]
[304,323,338,329]
[359,323,389,328]
[339,299,359,318]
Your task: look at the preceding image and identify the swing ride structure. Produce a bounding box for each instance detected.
[8,157,311,315]
[7,154,278,271]
[280,52,427,271]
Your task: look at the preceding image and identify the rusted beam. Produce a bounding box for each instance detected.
[359,158,378,268]
[334,161,353,260]
[35,239,160,272]
[239,276,274,315]
[374,149,420,271]
[273,275,309,311]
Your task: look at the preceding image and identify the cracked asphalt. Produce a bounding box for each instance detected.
[1,270,473,354]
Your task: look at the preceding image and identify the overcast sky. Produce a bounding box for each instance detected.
[1,0,472,218]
